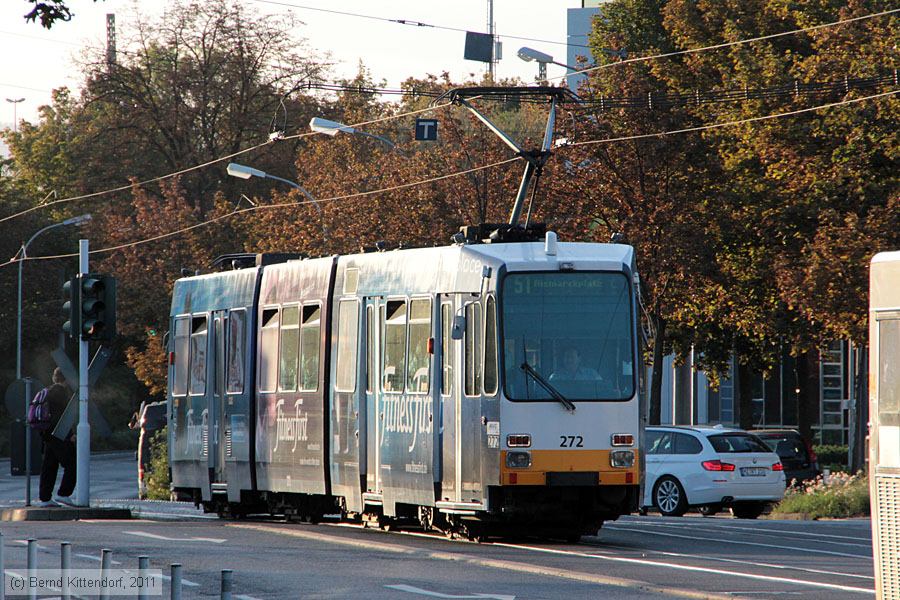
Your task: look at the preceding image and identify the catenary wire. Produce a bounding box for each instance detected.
[6,156,521,264]
[4,88,893,267]
[2,9,893,224]
[564,88,897,149]
[0,101,455,225]
[246,0,591,49]
[547,7,900,84]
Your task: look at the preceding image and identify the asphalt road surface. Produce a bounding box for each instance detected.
[0,452,876,599]
[0,510,875,599]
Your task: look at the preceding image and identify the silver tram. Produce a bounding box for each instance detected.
[167,231,643,538]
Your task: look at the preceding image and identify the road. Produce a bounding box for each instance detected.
[0,511,875,599]
[0,453,876,599]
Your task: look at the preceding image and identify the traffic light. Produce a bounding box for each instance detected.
[80,273,116,341]
[63,273,117,341]
[62,276,80,339]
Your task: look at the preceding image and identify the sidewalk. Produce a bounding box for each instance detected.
[0,451,137,520]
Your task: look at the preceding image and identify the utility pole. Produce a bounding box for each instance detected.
[75,239,91,507]
[486,0,496,81]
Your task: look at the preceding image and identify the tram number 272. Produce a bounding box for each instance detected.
[560,435,584,448]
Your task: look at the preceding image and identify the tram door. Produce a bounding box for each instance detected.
[211,311,227,483]
[440,294,482,504]
[364,298,381,494]
[439,296,458,502]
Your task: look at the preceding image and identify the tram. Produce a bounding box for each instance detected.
[869,251,900,598]
[167,231,642,538]
[167,86,644,539]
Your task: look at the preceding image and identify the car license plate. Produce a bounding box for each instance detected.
[740,467,767,477]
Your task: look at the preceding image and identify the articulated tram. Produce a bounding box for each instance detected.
[167,230,643,539]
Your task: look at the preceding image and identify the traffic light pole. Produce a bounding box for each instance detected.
[75,239,90,507]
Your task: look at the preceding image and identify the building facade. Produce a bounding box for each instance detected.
[655,342,861,444]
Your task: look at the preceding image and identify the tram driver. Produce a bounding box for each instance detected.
[549,347,600,382]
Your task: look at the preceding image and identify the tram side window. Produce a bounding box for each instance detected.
[383,300,407,393]
[300,305,321,391]
[279,305,300,391]
[483,296,498,396]
[226,310,245,394]
[259,308,279,393]
[879,318,900,428]
[189,316,208,395]
[441,304,452,396]
[465,302,483,396]
[172,317,190,396]
[407,299,431,393]
[336,300,359,392]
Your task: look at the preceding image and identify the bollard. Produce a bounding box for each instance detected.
[137,556,149,600]
[170,564,182,600]
[0,531,5,600]
[60,542,72,600]
[26,539,37,600]
[220,569,233,600]
[99,549,112,600]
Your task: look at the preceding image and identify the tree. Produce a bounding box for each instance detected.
[24,0,101,29]
[74,0,325,213]
[574,0,729,424]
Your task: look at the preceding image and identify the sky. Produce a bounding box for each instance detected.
[0,0,584,126]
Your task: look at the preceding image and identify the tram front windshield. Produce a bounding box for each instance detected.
[502,271,635,402]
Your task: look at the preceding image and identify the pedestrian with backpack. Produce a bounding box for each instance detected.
[30,368,77,507]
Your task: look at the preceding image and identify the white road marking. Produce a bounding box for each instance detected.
[386,584,515,599]
[123,530,226,543]
[624,519,873,543]
[605,524,871,559]
[494,543,874,595]
[638,547,875,581]
[234,595,265,600]
[159,573,201,588]
[75,553,122,565]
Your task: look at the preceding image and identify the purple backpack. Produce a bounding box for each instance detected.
[27,387,52,431]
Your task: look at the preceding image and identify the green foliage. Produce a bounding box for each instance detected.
[815,444,850,466]
[773,471,869,518]
[145,426,170,501]
[93,428,138,452]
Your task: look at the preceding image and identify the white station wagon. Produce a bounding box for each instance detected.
[641,426,786,519]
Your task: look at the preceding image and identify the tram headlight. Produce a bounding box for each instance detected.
[610,450,635,468]
[506,451,532,469]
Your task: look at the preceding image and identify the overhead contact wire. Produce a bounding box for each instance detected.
[5,88,893,267]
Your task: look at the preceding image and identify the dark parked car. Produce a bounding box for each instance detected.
[130,401,167,498]
[751,429,820,485]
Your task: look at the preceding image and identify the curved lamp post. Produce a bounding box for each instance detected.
[226,162,328,252]
[517,47,578,84]
[309,117,405,155]
[16,214,92,380]
[14,212,90,506]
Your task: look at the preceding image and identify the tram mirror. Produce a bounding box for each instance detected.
[451,315,465,340]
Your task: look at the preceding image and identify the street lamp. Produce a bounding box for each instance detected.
[14,212,90,506]
[16,214,92,380]
[517,47,577,84]
[226,162,328,251]
[6,97,25,134]
[309,117,405,155]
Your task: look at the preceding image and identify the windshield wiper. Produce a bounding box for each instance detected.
[520,362,576,412]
